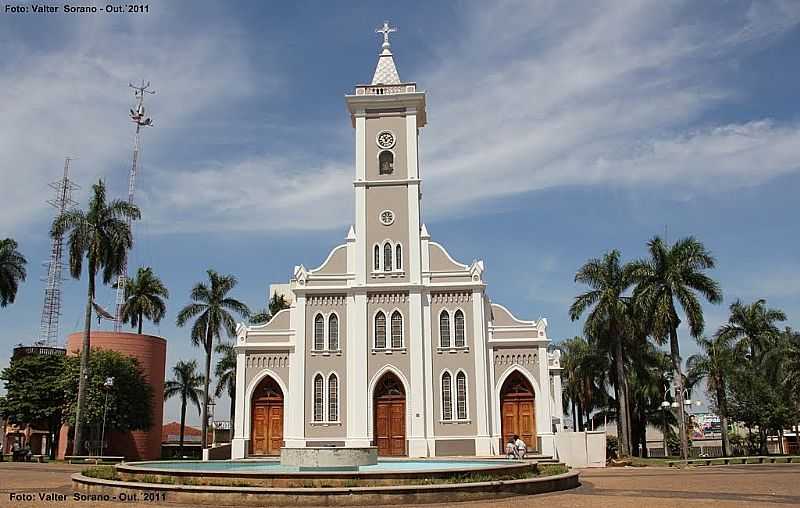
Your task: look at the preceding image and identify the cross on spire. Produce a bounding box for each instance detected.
[376,21,397,48]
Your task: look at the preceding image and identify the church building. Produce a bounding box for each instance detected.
[232,24,563,459]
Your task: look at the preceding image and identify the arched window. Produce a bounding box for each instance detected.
[328,314,339,351]
[328,374,339,421]
[396,244,402,270]
[456,371,467,420]
[314,314,325,351]
[441,371,453,420]
[374,245,380,271]
[313,374,324,422]
[391,311,403,348]
[439,310,451,348]
[454,310,466,348]
[379,151,394,174]
[375,311,386,349]
[383,242,392,271]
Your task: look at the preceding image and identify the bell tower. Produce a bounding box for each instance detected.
[346,22,427,287]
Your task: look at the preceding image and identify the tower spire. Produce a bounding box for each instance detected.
[371,21,401,85]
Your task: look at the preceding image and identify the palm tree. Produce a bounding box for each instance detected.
[163,360,203,458]
[630,236,722,461]
[718,299,786,363]
[0,238,27,307]
[118,266,169,334]
[249,292,290,325]
[51,179,140,455]
[176,270,249,449]
[570,250,634,457]
[214,343,236,432]
[687,334,735,457]
[560,336,606,432]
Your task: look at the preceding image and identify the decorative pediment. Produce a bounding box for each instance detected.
[469,259,485,282]
[292,264,308,286]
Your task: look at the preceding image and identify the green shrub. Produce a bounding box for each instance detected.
[82,466,118,480]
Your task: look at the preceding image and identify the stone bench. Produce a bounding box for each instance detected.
[668,456,799,467]
[65,455,125,464]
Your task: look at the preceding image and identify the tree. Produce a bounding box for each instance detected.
[630,236,722,461]
[61,349,153,453]
[51,179,140,454]
[117,266,169,334]
[784,329,800,408]
[163,360,203,458]
[687,334,735,456]
[559,336,605,432]
[176,270,249,449]
[0,238,27,307]
[249,292,290,325]
[570,250,634,456]
[214,343,236,431]
[718,299,786,363]
[0,352,65,458]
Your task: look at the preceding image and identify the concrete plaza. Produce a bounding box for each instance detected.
[1,461,798,507]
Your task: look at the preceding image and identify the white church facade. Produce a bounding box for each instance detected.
[232,24,563,459]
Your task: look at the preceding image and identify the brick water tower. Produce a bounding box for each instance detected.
[57,331,166,460]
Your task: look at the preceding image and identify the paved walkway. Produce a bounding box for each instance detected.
[1,462,799,507]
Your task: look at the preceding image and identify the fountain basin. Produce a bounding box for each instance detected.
[281,446,377,470]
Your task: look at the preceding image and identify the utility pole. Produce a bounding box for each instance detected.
[114,81,154,331]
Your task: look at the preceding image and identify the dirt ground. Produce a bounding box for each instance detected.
[1,461,798,507]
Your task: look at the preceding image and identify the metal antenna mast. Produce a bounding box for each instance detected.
[114,80,154,332]
[39,158,79,346]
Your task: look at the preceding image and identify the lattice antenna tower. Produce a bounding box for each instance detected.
[114,80,154,331]
[38,157,79,346]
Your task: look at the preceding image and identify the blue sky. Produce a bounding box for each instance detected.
[1,1,799,425]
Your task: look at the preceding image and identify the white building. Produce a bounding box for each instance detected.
[232,24,563,459]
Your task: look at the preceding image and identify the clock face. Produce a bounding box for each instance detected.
[380,210,395,226]
[377,131,395,149]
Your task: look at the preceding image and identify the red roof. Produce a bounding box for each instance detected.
[161,421,201,442]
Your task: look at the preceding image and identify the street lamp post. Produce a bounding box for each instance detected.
[207,400,216,448]
[100,377,114,457]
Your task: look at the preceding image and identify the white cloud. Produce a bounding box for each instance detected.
[4,1,800,235]
[418,1,800,218]
[0,7,264,235]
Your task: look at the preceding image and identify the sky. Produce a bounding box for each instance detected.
[1,0,799,426]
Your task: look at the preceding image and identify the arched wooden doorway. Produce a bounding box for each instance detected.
[373,372,406,456]
[250,375,284,456]
[500,370,537,453]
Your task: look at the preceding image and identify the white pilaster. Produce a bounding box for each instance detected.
[488,344,499,453]
[354,111,367,285]
[231,349,247,459]
[551,371,564,432]
[407,290,427,456]
[285,297,306,447]
[537,345,553,453]
[346,292,370,447]
[421,292,435,454]
[471,289,492,456]
[406,111,422,284]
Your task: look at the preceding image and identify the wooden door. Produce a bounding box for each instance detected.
[500,371,537,453]
[250,376,284,456]
[374,373,406,456]
[375,399,405,456]
[268,405,283,454]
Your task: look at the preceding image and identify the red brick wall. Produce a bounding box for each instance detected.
[57,331,166,460]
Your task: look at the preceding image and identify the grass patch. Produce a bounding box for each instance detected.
[536,463,569,476]
[82,466,119,480]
